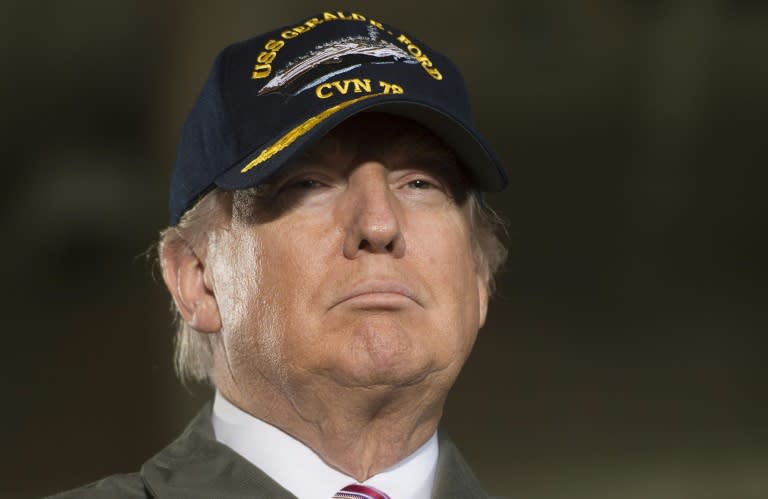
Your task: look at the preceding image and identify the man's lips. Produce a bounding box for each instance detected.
[332,279,420,308]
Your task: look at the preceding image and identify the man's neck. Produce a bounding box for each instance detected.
[216,374,447,481]
[212,392,439,499]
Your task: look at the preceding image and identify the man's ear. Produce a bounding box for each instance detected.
[161,242,222,333]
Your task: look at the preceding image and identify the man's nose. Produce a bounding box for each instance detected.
[342,163,406,259]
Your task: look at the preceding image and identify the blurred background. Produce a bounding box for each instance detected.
[2,1,766,498]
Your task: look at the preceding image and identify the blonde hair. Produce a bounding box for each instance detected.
[158,189,232,383]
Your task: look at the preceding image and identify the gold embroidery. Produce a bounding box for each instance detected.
[395,34,443,80]
[240,92,386,173]
[252,39,285,80]
[316,78,373,99]
[252,12,444,82]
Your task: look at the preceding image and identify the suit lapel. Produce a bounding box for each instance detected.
[432,431,490,499]
[140,402,298,499]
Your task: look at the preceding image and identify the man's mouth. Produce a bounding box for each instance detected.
[333,279,420,309]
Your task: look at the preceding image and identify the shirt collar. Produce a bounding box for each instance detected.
[212,391,438,499]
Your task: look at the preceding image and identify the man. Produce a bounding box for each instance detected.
[53,11,508,499]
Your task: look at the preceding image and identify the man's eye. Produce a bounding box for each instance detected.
[285,179,322,190]
[406,179,435,189]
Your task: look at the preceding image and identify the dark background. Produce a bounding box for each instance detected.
[2,1,766,498]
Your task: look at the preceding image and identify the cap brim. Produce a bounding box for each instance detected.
[214,95,508,192]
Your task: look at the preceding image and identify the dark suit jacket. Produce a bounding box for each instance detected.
[48,402,495,498]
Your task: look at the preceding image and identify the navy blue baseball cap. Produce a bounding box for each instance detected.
[169,11,508,225]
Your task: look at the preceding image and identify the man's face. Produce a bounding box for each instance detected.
[208,114,488,402]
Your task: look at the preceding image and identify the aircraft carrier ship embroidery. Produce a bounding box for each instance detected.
[258,36,416,96]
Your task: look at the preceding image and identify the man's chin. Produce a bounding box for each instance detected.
[326,357,437,391]
[295,317,452,391]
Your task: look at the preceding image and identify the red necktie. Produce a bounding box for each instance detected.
[333,484,391,499]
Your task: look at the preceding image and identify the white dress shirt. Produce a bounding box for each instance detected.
[212,391,438,499]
